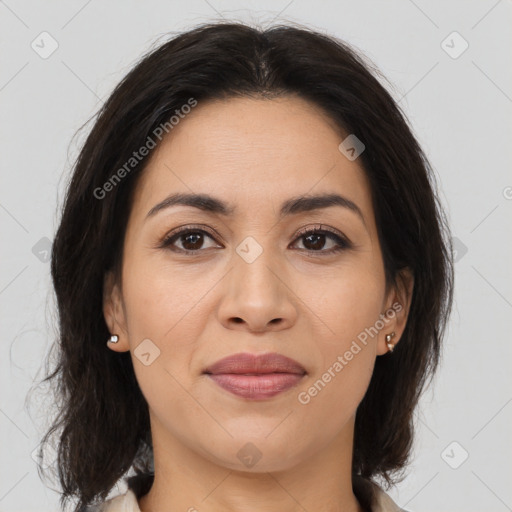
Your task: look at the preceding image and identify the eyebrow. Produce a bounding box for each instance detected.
[146,192,366,225]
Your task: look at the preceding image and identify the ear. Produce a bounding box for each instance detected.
[376,267,414,356]
[103,270,130,352]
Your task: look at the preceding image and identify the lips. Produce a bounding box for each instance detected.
[204,352,306,375]
[203,352,306,400]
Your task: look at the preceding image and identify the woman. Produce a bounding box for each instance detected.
[37,21,454,512]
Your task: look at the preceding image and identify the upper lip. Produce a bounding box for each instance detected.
[203,352,306,375]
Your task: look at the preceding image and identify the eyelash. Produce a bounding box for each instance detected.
[158,223,352,256]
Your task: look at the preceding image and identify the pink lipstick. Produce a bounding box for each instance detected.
[203,352,306,400]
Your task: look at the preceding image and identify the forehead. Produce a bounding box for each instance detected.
[130,96,373,223]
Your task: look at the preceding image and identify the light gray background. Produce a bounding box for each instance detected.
[1,1,511,511]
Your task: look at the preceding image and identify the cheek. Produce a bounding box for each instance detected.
[294,298,380,442]
[299,259,385,346]
[121,260,209,434]
[120,253,228,406]
[121,251,215,343]
[293,265,383,416]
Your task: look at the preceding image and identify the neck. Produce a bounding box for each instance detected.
[138,414,364,512]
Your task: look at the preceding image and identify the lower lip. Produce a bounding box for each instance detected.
[206,373,305,399]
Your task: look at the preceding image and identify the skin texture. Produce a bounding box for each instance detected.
[104,95,414,512]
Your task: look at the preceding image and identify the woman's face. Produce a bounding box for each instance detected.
[105,95,412,472]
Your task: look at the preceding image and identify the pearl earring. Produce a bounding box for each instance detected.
[108,334,119,344]
[385,332,396,352]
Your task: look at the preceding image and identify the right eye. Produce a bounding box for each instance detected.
[160,226,223,254]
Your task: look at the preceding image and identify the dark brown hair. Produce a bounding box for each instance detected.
[32,20,454,512]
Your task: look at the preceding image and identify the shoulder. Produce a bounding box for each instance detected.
[354,476,409,512]
[89,488,141,512]
[372,485,408,512]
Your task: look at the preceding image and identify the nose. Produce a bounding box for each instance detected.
[216,247,298,333]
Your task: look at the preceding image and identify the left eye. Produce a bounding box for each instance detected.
[290,228,350,254]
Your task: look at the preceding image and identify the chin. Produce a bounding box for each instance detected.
[196,432,312,474]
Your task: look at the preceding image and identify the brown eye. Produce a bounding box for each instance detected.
[302,232,330,251]
[160,227,221,253]
[291,226,351,255]
[176,231,206,251]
